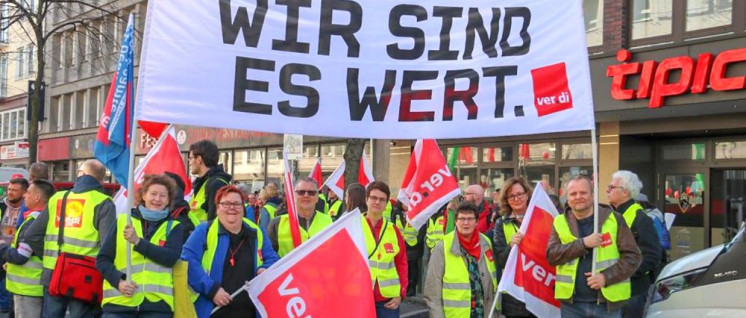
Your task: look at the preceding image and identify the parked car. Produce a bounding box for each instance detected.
[646,223,746,317]
[0,167,29,182]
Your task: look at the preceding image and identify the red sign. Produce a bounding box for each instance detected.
[607,48,746,108]
[38,137,70,161]
[531,62,574,116]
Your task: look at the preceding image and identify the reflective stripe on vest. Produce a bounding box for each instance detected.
[553,213,631,302]
[441,232,498,317]
[189,177,229,223]
[6,214,43,297]
[277,212,332,257]
[394,218,418,247]
[43,190,109,270]
[102,215,179,310]
[362,217,400,298]
[328,200,343,218]
[426,216,446,249]
[190,218,265,302]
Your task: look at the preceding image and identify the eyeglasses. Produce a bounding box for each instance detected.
[368,195,388,203]
[219,201,243,210]
[507,192,527,201]
[295,190,318,196]
[456,217,477,223]
[607,185,624,191]
[464,192,480,197]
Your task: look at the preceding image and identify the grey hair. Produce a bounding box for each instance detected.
[612,170,642,198]
[235,183,251,196]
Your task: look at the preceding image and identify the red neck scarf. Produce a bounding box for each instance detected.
[457,230,481,260]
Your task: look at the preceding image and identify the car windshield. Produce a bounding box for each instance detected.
[723,223,745,252]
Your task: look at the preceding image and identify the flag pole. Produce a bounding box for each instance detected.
[123,13,136,283]
[590,127,599,275]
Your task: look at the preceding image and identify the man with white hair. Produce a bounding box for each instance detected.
[607,170,662,318]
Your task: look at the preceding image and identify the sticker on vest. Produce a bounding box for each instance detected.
[258,248,263,262]
[485,249,494,262]
[384,243,394,254]
[438,218,445,225]
[55,199,86,228]
[190,201,197,209]
[600,232,612,248]
[159,240,166,247]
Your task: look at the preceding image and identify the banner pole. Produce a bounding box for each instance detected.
[124,12,137,282]
[590,127,599,275]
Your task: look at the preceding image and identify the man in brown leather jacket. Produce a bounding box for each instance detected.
[546,176,641,317]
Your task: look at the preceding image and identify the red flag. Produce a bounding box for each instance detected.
[283,152,303,248]
[133,125,191,194]
[323,149,375,199]
[114,125,191,213]
[397,139,460,230]
[138,120,168,139]
[497,185,560,318]
[308,157,323,189]
[248,211,374,317]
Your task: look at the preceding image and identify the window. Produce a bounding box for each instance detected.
[561,143,592,160]
[662,143,706,160]
[0,54,7,98]
[686,0,732,32]
[482,146,513,163]
[0,108,27,141]
[631,0,673,40]
[0,4,8,43]
[519,143,556,194]
[26,44,34,75]
[234,149,266,185]
[16,47,25,79]
[715,141,746,159]
[583,0,603,47]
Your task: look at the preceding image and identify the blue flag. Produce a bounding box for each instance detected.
[94,14,135,188]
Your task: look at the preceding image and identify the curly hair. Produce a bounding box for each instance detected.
[498,177,533,216]
[136,174,177,210]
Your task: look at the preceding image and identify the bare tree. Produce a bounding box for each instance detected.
[343,138,366,192]
[0,0,124,165]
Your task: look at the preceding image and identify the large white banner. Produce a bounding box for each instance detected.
[136,0,594,139]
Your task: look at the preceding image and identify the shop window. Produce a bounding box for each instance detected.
[219,151,233,175]
[559,166,592,206]
[685,0,732,32]
[631,0,673,40]
[561,143,592,160]
[482,146,512,163]
[234,149,265,190]
[583,0,603,47]
[662,143,706,160]
[715,141,746,159]
[53,161,70,181]
[519,143,556,194]
[445,147,478,191]
[266,147,283,185]
[298,145,320,176]
[480,168,514,201]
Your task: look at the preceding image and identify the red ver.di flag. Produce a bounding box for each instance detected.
[248,210,375,317]
[398,139,461,230]
[497,184,560,318]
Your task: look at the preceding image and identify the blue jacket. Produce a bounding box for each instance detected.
[181,220,279,318]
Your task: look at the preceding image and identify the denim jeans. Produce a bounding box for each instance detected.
[374,301,400,318]
[0,277,9,311]
[42,289,97,318]
[621,294,646,318]
[560,301,621,318]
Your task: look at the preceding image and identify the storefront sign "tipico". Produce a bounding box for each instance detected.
[606,48,746,108]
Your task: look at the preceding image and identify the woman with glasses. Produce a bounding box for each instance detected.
[362,181,408,318]
[97,174,186,318]
[182,185,279,318]
[424,201,498,318]
[493,177,537,318]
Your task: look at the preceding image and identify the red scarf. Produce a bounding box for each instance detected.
[457,230,481,260]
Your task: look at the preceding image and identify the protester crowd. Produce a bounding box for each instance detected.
[0,138,672,318]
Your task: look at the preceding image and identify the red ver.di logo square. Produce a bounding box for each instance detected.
[531,62,574,116]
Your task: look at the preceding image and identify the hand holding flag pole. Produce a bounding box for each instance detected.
[210,281,251,315]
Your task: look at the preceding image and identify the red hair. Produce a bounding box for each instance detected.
[215,185,247,205]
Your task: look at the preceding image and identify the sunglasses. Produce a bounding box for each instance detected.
[295,190,318,196]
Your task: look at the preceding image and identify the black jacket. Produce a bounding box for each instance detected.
[614,199,662,296]
[96,208,184,313]
[170,185,194,243]
[192,164,232,221]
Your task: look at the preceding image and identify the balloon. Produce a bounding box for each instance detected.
[674,191,680,199]
[665,188,672,197]
[685,187,691,195]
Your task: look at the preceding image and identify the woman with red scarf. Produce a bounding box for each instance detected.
[424,202,498,318]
